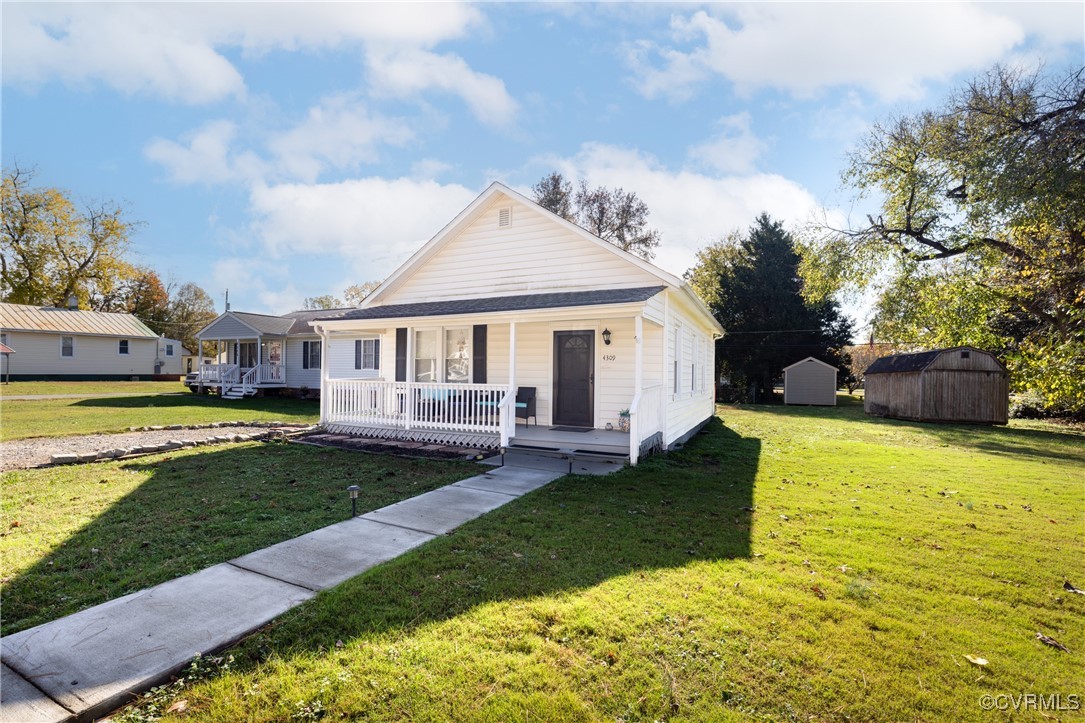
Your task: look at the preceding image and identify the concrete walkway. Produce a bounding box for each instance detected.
[0,462,566,722]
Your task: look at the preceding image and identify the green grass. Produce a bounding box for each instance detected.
[0,442,475,635]
[0,380,188,396]
[118,399,1082,722]
[0,393,319,440]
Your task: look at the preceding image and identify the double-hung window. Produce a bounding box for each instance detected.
[355,338,380,370]
[119,339,130,355]
[413,327,471,383]
[61,336,75,358]
[302,340,321,369]
[165,343,174,356]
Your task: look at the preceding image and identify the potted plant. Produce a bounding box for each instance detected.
[618,409,630,433]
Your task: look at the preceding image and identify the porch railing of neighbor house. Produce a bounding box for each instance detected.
[629,382,664,465]
[250,363,284,384]
[325,380,512,438]
[196,363,239,384]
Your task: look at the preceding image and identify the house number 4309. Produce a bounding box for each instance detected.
[602,354,616,362]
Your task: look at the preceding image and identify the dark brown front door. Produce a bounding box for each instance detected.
[553,331,594,427]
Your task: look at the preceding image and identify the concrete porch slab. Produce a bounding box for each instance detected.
[453,466,561,496]
[231,517,436,591]
[1,564,313,721]
[0,664,71,723]
[360,485,515,535]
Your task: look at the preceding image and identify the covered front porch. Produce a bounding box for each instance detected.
[194,337,287,398]
[317,297,670,464]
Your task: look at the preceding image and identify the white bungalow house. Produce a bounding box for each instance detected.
[193,308,353,398]
[310,182,723,465]
[0,301,163,380]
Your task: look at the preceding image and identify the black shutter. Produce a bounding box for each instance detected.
[302,341,310,370]
[472,325,487,383]
[355,340,362,369]
[395,328,407,382]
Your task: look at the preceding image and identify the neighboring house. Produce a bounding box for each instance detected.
[864,346,1008,424]
[783,357,838,406]
[156,337,191,377]
[310,182,724,465]
[0,341,14,383]
[193,308,353,399]
[0,301,160,380]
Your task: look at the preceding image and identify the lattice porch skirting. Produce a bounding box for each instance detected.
[324,424,501,450]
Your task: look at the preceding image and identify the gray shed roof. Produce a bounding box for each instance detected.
[327,286,667,322]
[865,349,943,374]
[280,308,355,335]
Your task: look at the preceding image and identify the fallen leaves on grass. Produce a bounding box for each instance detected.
[964,655,988,667]
[811,585,826,600]
[1036,632,1070,652]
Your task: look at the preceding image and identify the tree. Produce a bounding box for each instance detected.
[168,282,217,357]
[343,280,381,306]
[532,172,574,221]
[691,214,853,401]
[303,294,344,310]
[121,268,171,334]
[531,172,662,260]
[1,166,139,309]
[802,65,1085,412]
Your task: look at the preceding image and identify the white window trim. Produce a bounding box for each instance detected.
[413,326,473,383]
[60,335,76,359]
[118,339,130,356]
[354,336,380,371]
[165,343,174,356]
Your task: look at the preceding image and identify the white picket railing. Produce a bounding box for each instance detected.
[196,363,239,384]
[629,383,664,465]
[325,380,512,436]
[252,363,285,384]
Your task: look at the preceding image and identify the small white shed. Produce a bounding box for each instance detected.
[783,357,838,406]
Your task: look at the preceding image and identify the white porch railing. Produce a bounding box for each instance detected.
[196,363,239,384]
[629,383,664,465]
[325,380,512,437]
[251,363,285,384]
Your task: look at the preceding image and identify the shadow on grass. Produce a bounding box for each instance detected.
[734,397,1085,464]
[0,443,475,636]
[70,393,319,421]
[222,417,760,665]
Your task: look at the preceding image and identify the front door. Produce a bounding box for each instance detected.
[553,331,594,427]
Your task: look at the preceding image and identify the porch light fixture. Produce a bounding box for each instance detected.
[346,484,361,518]
[602,328,612,346]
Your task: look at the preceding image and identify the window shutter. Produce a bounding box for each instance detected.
[472,325,487,383]
[355,340,362,369]
[395,328,407,382]
[302,341,310,370]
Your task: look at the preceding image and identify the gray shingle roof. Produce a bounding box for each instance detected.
[280,308,355,335]
[327,286,667,322]
[228,311,295,336]
[864,349,942,374]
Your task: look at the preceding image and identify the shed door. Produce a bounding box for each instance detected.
[553,331,594,427]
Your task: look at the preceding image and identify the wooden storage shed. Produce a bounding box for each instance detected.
[783,356,838,406]
[864,347,1008,424]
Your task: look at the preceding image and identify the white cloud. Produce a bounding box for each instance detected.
[686,112,766,174]
[3,3,485,104]
[267,94,414,183]
[144,121,268,185]
[246,177,479,275]
[367,47,519,127]
[540,142,821,277]
[630,3,1066,102]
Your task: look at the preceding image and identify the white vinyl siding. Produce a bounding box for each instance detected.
[1,331,156,376]
[664,290,716,447]
[382,198,661,305]
[199,314,260,340]
[324,331,389,380]
[286,337,322,389]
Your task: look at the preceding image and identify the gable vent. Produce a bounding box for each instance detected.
[498,207,512,227]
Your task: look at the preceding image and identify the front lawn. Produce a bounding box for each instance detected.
[0,393,319,440]
[127,401,1082,721]
[0,380,187,396]
[0,442,475,635]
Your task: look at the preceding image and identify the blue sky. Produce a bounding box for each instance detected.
[4,2,1082,331]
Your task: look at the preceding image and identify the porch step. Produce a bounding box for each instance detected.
[509,438,629,457]
[500,447,627,476]
[221,385,256,400]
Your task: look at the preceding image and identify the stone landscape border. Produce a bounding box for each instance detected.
[48,422,315,466]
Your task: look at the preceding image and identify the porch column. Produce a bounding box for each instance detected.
[632,315,643,465]
[319,327,330,424]
[257,335,262,384]
[404,327,414,430]
[505,321,517,447]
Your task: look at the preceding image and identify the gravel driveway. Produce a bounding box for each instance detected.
[0,425,303,471]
